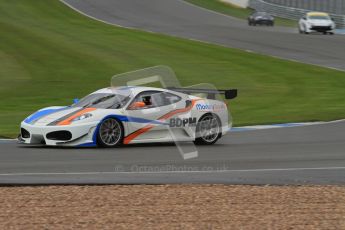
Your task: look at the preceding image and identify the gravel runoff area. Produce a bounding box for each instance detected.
[1,185,345,229]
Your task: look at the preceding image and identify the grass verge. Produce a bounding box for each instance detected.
[0,0,345,137]
[185,0,297,27]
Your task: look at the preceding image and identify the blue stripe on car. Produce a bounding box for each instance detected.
[24,107,67,124]
[115,115,168,125]
[77,142,97,147]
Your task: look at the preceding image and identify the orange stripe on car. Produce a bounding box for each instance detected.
[57,108,96,126]
[123,125,154,144]
[123,99,201,144]
[158,99,200,121]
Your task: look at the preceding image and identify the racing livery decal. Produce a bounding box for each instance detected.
[196,103,226,112]
[169,117,197,127]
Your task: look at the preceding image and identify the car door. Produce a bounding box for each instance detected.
[124,90,185,141]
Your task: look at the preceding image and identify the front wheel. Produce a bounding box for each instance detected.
[97,118,123,147]
[194,114,221,145]
[300,24,309,34]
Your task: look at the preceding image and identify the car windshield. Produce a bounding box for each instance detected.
[255,12,269,16]
[309,15,330,20]
[71,93,130,109]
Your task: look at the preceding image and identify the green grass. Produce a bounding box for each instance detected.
[1,0,345,137]
[185,0,297,27]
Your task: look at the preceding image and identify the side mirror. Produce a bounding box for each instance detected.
[185,100,192,108]
[128,101,146,109]
[73,98,79,104]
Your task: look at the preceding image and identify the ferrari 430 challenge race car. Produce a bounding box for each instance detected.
[19,85,237,147]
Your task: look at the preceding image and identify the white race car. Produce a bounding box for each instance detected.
[299,12,336,35]
[19,86,237,147]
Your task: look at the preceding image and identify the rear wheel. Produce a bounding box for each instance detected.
[194,114,221,145]
[97,118,123,147]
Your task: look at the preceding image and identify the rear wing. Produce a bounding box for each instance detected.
[167,87,237,100]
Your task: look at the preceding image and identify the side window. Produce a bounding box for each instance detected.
[128,91,181,110]
[151,92,181,107]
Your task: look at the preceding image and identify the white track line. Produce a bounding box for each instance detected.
[59,0,130,29]
[1,166,345,176]
[179,0,243,22]
[230,119,345,131]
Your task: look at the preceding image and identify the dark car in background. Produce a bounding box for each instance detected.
[248,12,274,26]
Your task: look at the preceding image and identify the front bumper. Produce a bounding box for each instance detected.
[20,121,99,146]
[310,26,333,32]
[255,19,273,25]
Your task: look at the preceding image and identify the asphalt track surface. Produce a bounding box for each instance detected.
[1,0,344,185]
[62,0,345,71]
[1,120,345,184]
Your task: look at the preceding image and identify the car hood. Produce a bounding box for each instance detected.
[25,107,102,126]
[34,107,86,126]
[308,19,332,25]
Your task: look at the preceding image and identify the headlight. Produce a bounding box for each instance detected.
[72,113,93,122]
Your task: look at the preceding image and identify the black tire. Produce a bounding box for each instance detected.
[194,114,221,145]
[97,118,124,147]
